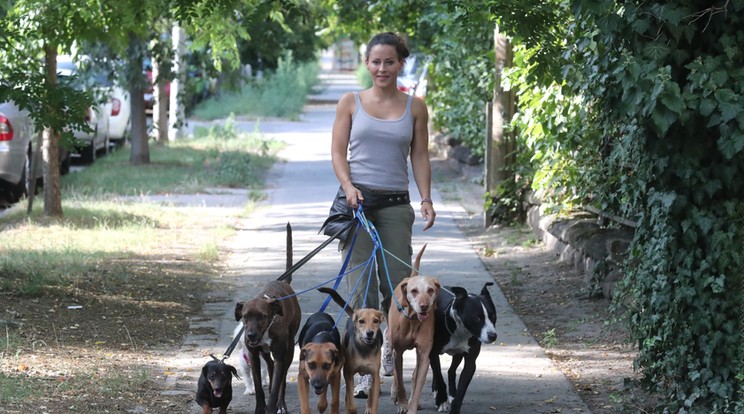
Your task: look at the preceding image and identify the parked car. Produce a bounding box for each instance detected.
[397,53,431,99]
[94,69,131,144]
[57,55,110,163]
[143,57,171,115]
[0,101,33,202]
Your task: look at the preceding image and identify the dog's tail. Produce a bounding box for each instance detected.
[285,222,293,284]
[411,244,427,277]
[317,287,354,317]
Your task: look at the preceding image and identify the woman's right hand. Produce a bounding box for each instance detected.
[343,184,364,209]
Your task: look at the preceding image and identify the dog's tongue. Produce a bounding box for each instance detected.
[417,312,429,321]
[213,390,223,398]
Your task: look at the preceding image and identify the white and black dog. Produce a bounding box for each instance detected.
[232,322,270,396]
[429,282,498,413]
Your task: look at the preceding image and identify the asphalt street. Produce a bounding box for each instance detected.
[165,72,591,414]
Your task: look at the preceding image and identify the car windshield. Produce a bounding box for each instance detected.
[57,59,113,89]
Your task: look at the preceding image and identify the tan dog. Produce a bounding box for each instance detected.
[319,287,385,414]
[234,280,301,414]
[386,245,440,414]
[297,312,344,414]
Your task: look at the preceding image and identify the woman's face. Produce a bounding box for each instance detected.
[365,44,403,88]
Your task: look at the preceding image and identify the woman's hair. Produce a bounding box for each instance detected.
[365,32,410,61]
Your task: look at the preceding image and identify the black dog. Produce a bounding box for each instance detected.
[196,356,240,414]
[430,282,498,414]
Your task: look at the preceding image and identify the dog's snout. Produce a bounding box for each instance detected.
[419,303,429,312]
[246,332,258,341]
[365,331,375,339]
[487,332,497,342]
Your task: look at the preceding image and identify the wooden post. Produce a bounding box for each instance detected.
[484,101,493,227]
[485,24,515,227]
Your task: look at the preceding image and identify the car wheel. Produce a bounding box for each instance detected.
[80,143,95,164]
[60,149,71,175]
[80,126,98,164]
[8,149,30,202]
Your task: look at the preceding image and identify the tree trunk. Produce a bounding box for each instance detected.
[128,32,150,165]
[43,44,63,218]
[168,24,186,141]
[152,57,168,143]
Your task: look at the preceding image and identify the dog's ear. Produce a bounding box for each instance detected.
[452,287,469,311]
[300,347,307,361]
[268,298,284,317]
[398,281,409,307]
[202,364,210,377]
[229,364,241,381]
[481,282,494,297]
[331,348,341,366]
[376,310,385,323]
[234,302,244,321]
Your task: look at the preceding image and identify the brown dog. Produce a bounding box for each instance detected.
[297,312,344,414]
[387,245,440,414]
[235,280,301,414]
[318,287,385,414]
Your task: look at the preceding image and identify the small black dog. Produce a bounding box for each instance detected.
[195,356,240,414]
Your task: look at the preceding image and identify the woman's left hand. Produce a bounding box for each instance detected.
[421,202,436,231]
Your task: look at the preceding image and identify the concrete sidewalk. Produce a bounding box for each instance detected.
[167,72,591,413]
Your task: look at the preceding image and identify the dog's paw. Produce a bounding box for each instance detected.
[396,403,409,414]
[437,401,450,412]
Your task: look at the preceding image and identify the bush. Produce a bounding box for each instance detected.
[192,52,320,121]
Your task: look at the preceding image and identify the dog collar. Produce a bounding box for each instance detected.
[398,304,415,320]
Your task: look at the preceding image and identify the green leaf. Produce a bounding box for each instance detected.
[699,98,717,117]
[713,88,740,123]
[660,83,684,115]
[651,108,675,136]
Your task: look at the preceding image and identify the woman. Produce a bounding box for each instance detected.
[330,32,436,398]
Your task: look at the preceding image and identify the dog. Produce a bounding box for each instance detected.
[387,244,440,414]
[297,311,344,414]
[319,287,385,414]
[233,321,271,395]
[429,283,498,413]
[235,280,301,414]
[195,356,240,414]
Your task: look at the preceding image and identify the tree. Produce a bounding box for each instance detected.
[1,0,103,217]
[0,0,284,216]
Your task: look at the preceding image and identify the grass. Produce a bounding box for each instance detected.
[0,372,45,406]
[192,52,320,121]
[0,79,286,412]
[0,117,280,296]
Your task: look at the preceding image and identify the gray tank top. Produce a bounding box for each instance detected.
[348,92,414,191]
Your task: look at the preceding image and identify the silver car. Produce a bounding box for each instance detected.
[57,56,109,163]
[0,101,33,202]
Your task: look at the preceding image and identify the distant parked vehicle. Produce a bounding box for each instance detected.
[97,71,131,144]
[57,55,110,163]
[0,101,33,202]
[397,53,431,99]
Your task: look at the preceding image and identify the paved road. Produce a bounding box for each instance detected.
[166,72,591,413]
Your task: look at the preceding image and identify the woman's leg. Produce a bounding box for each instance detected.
[372,204,415,315]
[343,226,380,310]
